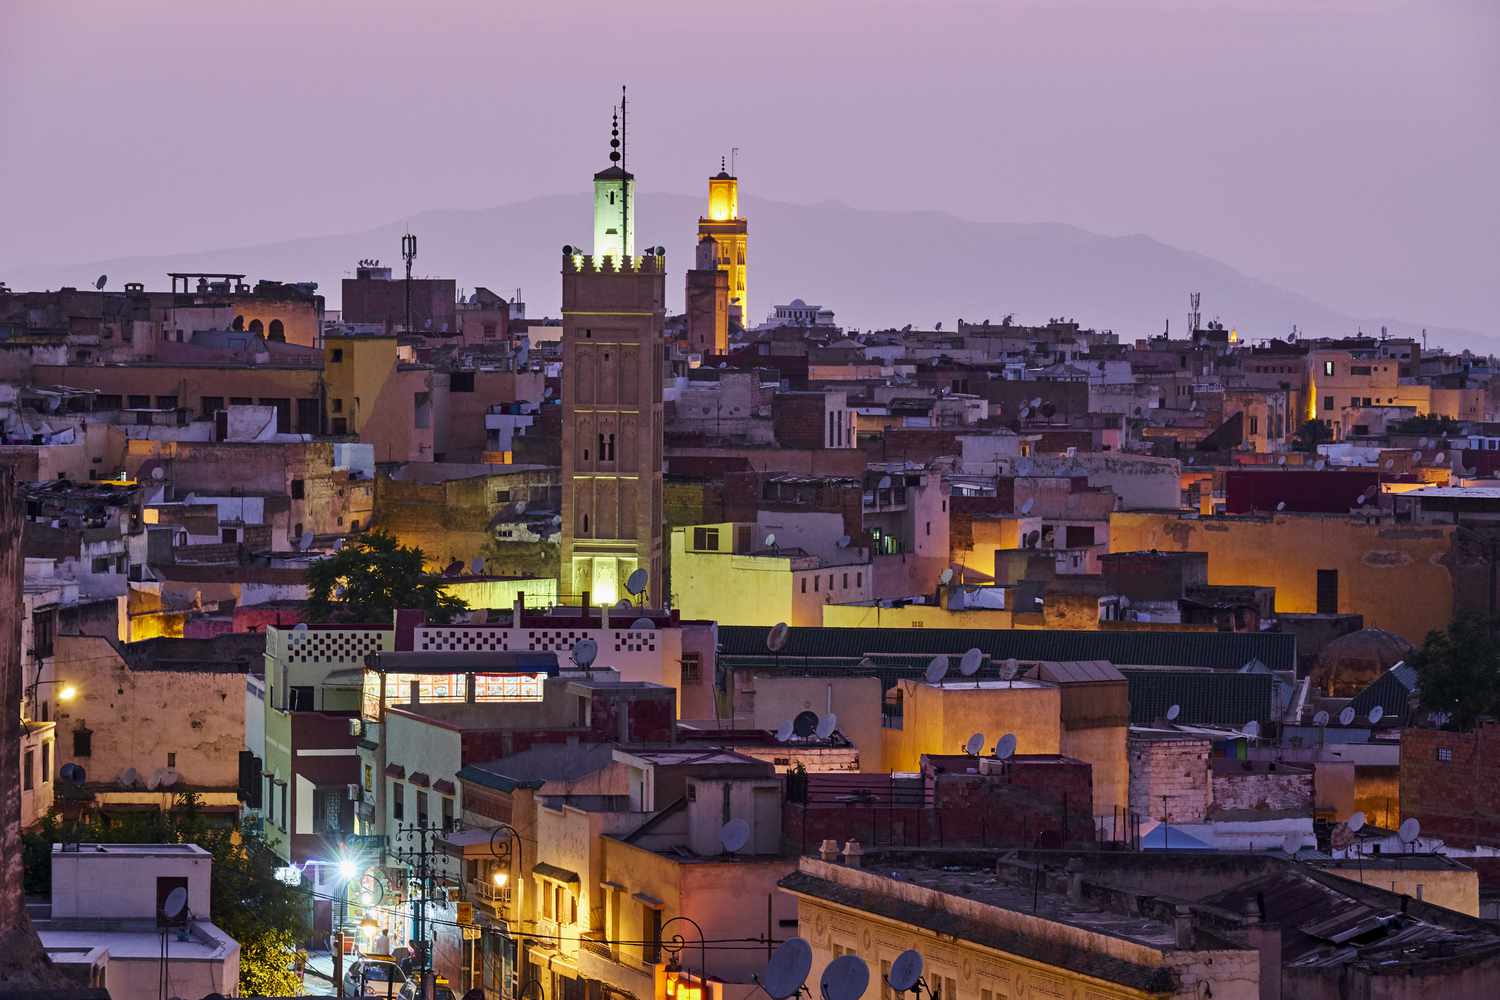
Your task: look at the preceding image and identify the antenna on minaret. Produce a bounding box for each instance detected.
[619,85,629,260]
[731,146,740,177]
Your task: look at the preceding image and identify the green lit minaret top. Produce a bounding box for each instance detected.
[592,101,635,259]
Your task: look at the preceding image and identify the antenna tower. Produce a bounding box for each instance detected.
[620,86,629,261]
[1188,292,1201,336]
[402,230,418,334]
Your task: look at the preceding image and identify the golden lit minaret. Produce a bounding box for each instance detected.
[697,156,748,327]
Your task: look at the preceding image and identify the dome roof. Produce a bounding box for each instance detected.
[1311,627,1414,698]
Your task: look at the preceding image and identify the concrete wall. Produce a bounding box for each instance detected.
[1318,863,1479,917]
[742,674,882,772]
[51,844,212,920]
[1128,736,1211,823]
[1212,769,1313,814]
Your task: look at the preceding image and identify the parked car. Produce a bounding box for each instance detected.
[344,955,408,999]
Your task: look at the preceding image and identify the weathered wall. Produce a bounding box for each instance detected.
[1212,768,1313,814]
[1401,724,1500,849]
[1128,735,1211,823]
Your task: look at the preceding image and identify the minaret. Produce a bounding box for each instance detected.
[559,92,666,608]
[697,156,749,327]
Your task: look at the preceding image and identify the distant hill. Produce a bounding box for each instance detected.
[6,192,1489,352]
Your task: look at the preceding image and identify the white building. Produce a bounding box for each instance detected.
[36,843,239,1000]
[754,297,836,331]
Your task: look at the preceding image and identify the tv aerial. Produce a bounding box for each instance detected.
[720,818,751,854]
[820,954,871,1000]
[963,732,985,757]
[1166,704,1181,722]
[758,938,813,1000]
[1338,706,1357,726]
[815,713,839,740]
[767,622,790,653]
[994,733,1017,760]
[924,655,949,685]
[626,567,649,598]
[886,949,924,995]
[572,637,598,669]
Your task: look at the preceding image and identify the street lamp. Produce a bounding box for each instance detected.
[58,684,77,702]
[660,915,709,988]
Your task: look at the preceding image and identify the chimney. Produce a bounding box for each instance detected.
[1174,905,1194,948]
[818,839,839,862]
[842,839,864,868]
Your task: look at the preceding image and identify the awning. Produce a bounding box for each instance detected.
[631,891,664,908]
[434,778,455,795]
[532,862,580,884]
[410,772,431,787]
[385,764,405,779]
[439,828,497,859]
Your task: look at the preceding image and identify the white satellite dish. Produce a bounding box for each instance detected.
[764,533,778,548]
[1348,810,1367,833]
[297,531,314,551]
[1019,498,1034,515]
[877,476,893,490]
[626,567,649,596]
[1411,449,1424,461]
[1398,818,1421,845]
[836,535,851,549]
[924,655,949,684]
[1018,406,1031,419]
[1030,397,1041,408]
[572,637,598,668]
[1436,452,1447,464]
[938,567,954,585]
[1315,460,1326,470]
[963,732,985,756]
[887,950,923,994]
[761,938,814,1000]
[767,622,790,653]
[1281,832,1302,856]
[471,556,484,575]
[146,769,163,791]
[121,767,140,787]
[959,648,983,677]
[999,657,1019,683]
[1276,501,1286,511]
[150,466,165,481]
[1313,710,1330,727]
[720,818,751,854]
[1419,437,1430,448]
[820,954,870,1000]
[1243,720,1261,739]
[816,714,838,739]
[630,617,655,630]
[1277,454,1287,466]
[1338,706,1357,726]
[774,720,794,742]
[162,886,189,921]
[994,733,1017,760]
[1368,705,1385,725]
[1166,704,1181,722]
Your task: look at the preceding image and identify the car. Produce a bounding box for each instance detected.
[344,956,408,999]
[397,976,457,1000]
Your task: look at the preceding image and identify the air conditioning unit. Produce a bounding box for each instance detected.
[348,718,363,737]
[347,783,361,801]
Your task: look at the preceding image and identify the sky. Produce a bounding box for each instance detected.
[2,0,1496,332]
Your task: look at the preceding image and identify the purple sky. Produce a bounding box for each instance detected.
[3,0,1496,331]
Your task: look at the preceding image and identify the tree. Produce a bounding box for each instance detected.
[1408,613,1500,730]
[1292,419,1332,454]
[22,795,309,996]
[306,530,466,624]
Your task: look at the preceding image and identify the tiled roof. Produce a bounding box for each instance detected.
[1124,669,1275,725]
[1349,662,1418,725]
[717,625,1295,672]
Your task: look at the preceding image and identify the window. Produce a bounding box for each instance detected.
[23,750,33,791]
[801,578,807,593]
[73,727,92,757]
[291,479,305,499]
[856,572,863,587]
[287,686,314,711]
[332,398,344,413]
[40,741,50,783]
[1323,395,1335,411]
[167,752,176,768]
[495,489,512,503]
[1323,360,1335,376]
[1249,415,1259,435]
[330,348,344,363]
[156,395,178,410]
[813,576,819,592]
[392,781,405,820]
[441,795,454,831]
[451,371,476,392]
[417,790,429,825]
[268,318,285,342]
[644,906,662,963]
[681,652,702,684]
[1316,569,1339,615]
[279,782,288,832]
[293,522,303,540]
[201,396,224,417]
[842,573,848,588]
[1437,747,1453,762]
[31,611,54,658]
[221,527,238,544]
[692,527,719,551]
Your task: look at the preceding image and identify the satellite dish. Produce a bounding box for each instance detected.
[1436,452,1447,464]
[1276,501,1286,511]
[815,714,838,740]
[572,637,598,668]
[626,567,649,596]
[1398,818,1421,845]
[616,599,632,609]
[1030,397,1042,408]
[767,622,790,653]
[162,886,189,921]
[121,767,140,787]
[999,657,1019,682]
[1281,832,1302,856]
[1384,459,1394,470]
[160,768,179,787]
[939,568,954,585]
[1338,706,1357,726]
[95,274,107,290]
[887,950,923,994]
[820,954,870,1000]
[924,655,949,684]
[60,762,86,784]
[630,617,655,630]
[792,711,819,738]
[1368,705,1385,725]
[514,500,528,515]
[1243,720,1261,739]
[720,818,751,854]
[293,622,309,632]
[1018,406,1030,419]
[150,466,165,481]
[298,531,314,551]
[959,648,983,676]
[760,938,813,1000]
[1277,455,1287,466]
[774,720,794,742]
[334,538,345,551]
[146,768,165,790]
[836,535,851,549]
[764,533,778,548]
[1419,437,1430,448]
[1411,449,1424,461]
[994,733,1017,760]
[1166,704,1181,722]
[1313,710,1330,727]
[1347,810,1366,833]
[963,733,985,756]
[877,476,893,490]
[1356,494,1367,506]
[1019,498,1034,515]
[471,556,484,575]
[1315,460,1326,470]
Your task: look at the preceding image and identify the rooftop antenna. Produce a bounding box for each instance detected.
[731,146,740,178]
[720,818,751,854]
[757,938,813,1000]
[1188,291,1201,336]
[401,229,417,335]
[820,954,870,1000]
[885,950,925,996]
[963,732,985,757]
[994,733,1017,760]
[572,637,598,669]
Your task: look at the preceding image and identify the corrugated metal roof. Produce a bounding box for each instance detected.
[1034,660,1125,684]
[1125,669,1275,725]
[1349,662,1417,725]
[718,625,1294,671]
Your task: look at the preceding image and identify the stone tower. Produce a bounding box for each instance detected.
[697,158,749,327]
[559,108,666,608]
[685,236,729,356]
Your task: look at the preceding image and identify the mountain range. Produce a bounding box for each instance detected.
[6,192,1488,352]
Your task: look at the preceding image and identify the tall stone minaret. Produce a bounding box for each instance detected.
[559,94,666,608]
[698,157,749,327]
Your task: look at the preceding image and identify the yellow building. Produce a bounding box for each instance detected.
[1311,856,1480,917]
[698,161,749,326]
[781,852,1261,1000]
[323,332,437,462]
[881,677,1062,773]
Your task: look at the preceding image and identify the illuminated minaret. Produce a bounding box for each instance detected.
[560,91,666,608]
[697,156,748,326]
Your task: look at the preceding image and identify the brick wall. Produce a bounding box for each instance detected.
[1128,735,1211,822]
[1211,767,1313,814]
[1401,723,1500,849]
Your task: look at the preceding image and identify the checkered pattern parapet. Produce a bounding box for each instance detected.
[411,626,659,656]
[416,627,511,652]
[286,629,390,665]
[614,630,657,654]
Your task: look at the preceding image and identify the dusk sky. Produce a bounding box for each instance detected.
[3,0,1496,332]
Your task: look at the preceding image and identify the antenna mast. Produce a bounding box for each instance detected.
[1188,291,1201,337]
[402,230,418,334]
[619,85,629,261]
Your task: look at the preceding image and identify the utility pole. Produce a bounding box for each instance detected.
[392,818,452,997]
[402,231,418,334]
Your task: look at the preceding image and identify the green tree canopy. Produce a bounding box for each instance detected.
[1409,613,1500,730]
[305,530,466,624]
[1292,418,1333,454]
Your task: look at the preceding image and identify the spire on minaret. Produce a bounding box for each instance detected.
[609,110,621,165]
